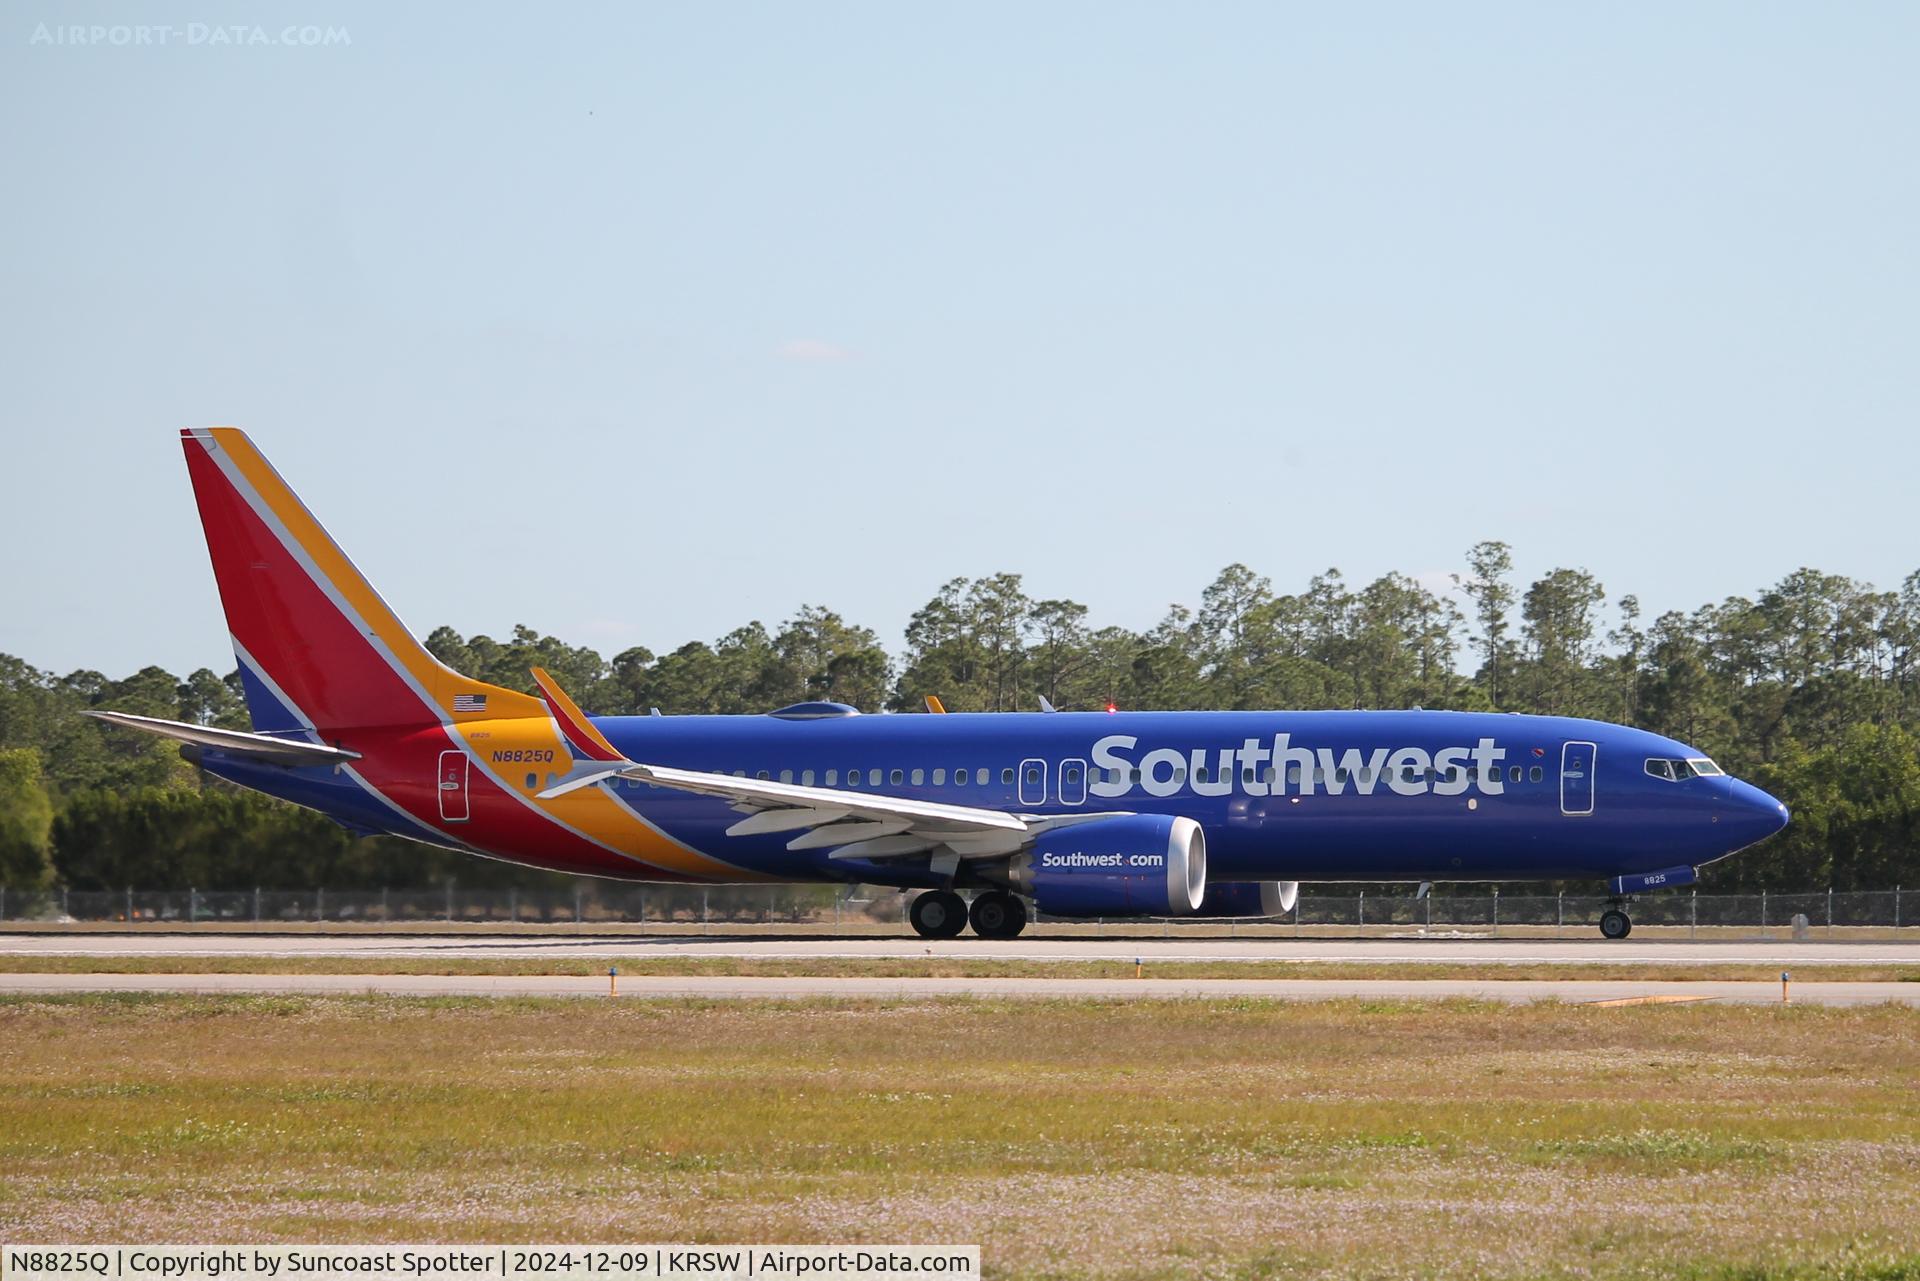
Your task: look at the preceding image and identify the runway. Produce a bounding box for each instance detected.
[1,970,1914,1004]
[3,930,1917,966]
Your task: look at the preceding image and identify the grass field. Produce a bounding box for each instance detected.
[2,955,1918,982]
[2,995,1918,1279]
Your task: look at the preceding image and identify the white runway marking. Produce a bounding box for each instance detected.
[2,930,1917,966]
[0,971,1915,1005]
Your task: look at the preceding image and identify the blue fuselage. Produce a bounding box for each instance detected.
[209,707,1788,891]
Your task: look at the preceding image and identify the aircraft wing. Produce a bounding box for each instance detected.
[541,760,1125,862]
[84,710,361,767]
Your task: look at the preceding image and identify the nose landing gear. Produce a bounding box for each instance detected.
[1599,904,1633,939]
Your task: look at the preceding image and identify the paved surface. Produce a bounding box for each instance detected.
[0,971,1913,1004]
[3,931,1917,966]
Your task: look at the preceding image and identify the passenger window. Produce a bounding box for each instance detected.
[1001,768,1014,785]
[756,770,770,781]
[1024,766,1040,784]
[802,770,815,786]
[1288,767,1303,786]
[1172,767,1187,785]
[979,768,992,785]
[911,768,924,785]
[779,770,792,784]
[1195,767,1211,783]
[1065,766,1081,784]
[1509,766,1521,783]
[1529,766,1543,783]
[953,768,966,786]
[825,769,837,785]
[1357,768,1372,785]
[932,769,945,785]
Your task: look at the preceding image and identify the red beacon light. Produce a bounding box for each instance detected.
[1105,701,1118,714]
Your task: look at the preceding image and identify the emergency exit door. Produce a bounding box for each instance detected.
[438,750,471,822]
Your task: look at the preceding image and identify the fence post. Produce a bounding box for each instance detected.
[1294,888,1302,937]
[253,886,261,923]
[573,884,583,926]
[1690,889,1697,940]
[1827,887,1833,938]
[381,886,390,921]
[1898,886,1902,930]
[61,886,68,919]
[706,889,713,935]
[189,886,198,923]
[1358,890,1365,933]
[125,886,132,923]
[509,888,519,924]
[445,882,454,923]
[1761,889,1767,935]
[1492,887,1500,936]
[1556,891,1563,937]
[315,887,324,922]
[1426,891,1433,932]
[1,886,6,921]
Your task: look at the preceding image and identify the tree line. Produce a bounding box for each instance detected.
[4,541,1919,894]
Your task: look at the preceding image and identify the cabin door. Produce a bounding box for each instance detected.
[1560,741,1596,817]
[437,750,471,822]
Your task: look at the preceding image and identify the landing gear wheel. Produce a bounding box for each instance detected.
[1599,908,1633,940]
[909,890,968,939]
[968,891,1028,940]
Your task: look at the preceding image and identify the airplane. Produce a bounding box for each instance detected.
[89,428,1790,940]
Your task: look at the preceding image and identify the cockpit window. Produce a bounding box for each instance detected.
[1646,757,1714,781]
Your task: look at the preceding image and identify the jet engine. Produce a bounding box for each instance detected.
[1195,880,1299,918]
[1008,814,1206,917]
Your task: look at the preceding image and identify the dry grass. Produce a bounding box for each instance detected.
[2,995,1918,1280]
[1,955,1918,982]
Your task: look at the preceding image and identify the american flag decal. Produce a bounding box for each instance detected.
[453,694,488,713]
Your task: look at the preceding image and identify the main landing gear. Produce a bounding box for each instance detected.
[1599,904,1633,940]
[908,889,1029,940]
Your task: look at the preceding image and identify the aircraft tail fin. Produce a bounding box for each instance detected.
[179,427,541,734]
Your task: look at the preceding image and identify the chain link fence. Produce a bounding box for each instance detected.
[1,884,1914,934]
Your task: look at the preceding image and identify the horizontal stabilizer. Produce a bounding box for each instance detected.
[84,710,361,767]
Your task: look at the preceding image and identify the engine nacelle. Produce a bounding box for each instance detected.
[1011,814,1206,917]
[1195,881,1299,918]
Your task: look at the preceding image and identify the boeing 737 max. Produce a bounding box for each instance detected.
[91,428,1789,939]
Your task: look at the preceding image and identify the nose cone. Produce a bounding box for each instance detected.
[1722,778,1789,849]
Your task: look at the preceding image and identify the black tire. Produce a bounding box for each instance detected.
[909,890,968,939]
[968,891,1028,940]
[1599,908,1632,940]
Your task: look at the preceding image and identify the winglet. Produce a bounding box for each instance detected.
[529,667,625,763]
[924,695,947,714]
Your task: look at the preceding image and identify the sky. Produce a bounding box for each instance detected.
[3,2,1917,680]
